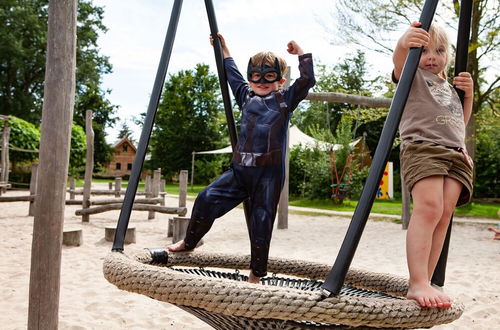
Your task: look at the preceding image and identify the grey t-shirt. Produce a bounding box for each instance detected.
[398,68,465,149]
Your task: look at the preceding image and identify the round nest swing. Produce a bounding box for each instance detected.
[103,249,463,329]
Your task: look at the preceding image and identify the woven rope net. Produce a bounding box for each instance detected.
[103,250,463,329]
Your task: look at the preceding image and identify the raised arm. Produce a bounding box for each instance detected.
[393,22,429,80]
[287,40,304,56]
[209,32,231,58]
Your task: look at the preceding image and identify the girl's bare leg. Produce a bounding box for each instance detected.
[406,176,452,308]
[427,177,462,281]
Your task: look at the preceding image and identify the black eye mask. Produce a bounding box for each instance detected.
[247,57,282,83]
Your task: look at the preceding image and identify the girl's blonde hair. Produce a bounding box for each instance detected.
[428,24,451,79]
[250,51,288,77]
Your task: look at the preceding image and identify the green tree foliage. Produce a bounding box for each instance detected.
[5,116,86,177]
[69,123,87,176]
[332,0,499,160]
[293,51,383,136]
[7,117,40,164]
[474,94,499,197]
[289,117,369,201]
[117,121,134,142]
[0,0,117,169]
[149,64,227,180]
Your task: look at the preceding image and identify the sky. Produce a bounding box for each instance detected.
[93,0,395,143]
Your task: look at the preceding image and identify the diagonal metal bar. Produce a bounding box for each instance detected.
[112,0,183,251]
[204,0,252,236]
[431,0,473,287]
[321,0,440,296]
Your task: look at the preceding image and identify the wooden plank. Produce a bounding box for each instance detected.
[89,197,163,205]
[75,203,187,216]
[0,195,35,202]
[305,92,391,108]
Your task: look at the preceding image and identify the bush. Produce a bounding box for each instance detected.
[474,107,499,198]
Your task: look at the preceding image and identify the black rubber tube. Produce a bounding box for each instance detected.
[204,0,252,236]
[112,0,183,251]
[321,0,440,296]
[431,0,473,286]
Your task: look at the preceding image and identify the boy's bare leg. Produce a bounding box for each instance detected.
[248,270,261,284]
[167,239,186,252]
[406,177,452,309]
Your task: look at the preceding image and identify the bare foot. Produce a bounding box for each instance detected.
[248,271,261,284]
[487,227,500,240]
[407,282,452,308]
[167,240,186,252]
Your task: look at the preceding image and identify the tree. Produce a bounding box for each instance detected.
[6,116,86,180]
[331,0,499,159]
[0,0,117,169]
[117,121,136,144]
[292,51,387,155]
[149,64,227,179]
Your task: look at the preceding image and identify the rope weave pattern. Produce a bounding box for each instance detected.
[103,250,463,328]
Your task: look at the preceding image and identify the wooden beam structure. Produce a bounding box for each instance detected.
[306,92,391,108]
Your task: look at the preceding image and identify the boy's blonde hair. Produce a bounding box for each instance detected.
[250,51,288,77]
[428,24,451,79]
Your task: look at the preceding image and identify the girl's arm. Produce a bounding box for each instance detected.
[393,22,430,80]
[453,72,474,124]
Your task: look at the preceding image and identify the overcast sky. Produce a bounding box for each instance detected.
[93,0,395,143]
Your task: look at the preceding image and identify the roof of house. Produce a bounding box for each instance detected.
[113,137,137,152]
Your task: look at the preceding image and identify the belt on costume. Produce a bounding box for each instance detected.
[232,150,282,166]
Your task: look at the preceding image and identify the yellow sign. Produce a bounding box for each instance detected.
[377,162,393,200]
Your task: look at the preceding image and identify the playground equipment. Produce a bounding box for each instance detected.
[330,151,353,201]
[68,110,187,222]
[103,0,471,328]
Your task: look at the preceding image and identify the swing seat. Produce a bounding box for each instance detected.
[103,249,464,329]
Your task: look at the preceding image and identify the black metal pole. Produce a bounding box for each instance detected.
[204,0,238,148]
[320,0,439,296]
[112,0,183,251]
[431,0,472,286]
[204,0,252,234]
[431,216,453,286]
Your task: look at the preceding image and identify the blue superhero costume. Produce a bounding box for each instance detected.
[183,53,315,277]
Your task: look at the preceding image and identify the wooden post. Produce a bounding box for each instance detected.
[160,179,166,206]
[401,178,411,229]
[108,182,113,190]
[145,175,151,195]
[179,170,187,208]
[1,123,10,193]
[277,68,291,230]
[148,169,161,219]
[28,1,77,328]
[28,163,39,216]
[82,110,94,223]
[191,152,195,186]
[114,177,121,198]
[69,179,76,200]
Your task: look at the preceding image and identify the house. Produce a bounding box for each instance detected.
[104,137,137,177]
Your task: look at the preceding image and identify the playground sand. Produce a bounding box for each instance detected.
[0,189,499,329]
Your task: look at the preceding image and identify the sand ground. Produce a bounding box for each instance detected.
[0,189,498,329]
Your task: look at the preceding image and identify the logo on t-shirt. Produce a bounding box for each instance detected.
[426,79,462,117]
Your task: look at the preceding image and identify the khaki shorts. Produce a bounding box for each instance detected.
[400,141,473,206]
